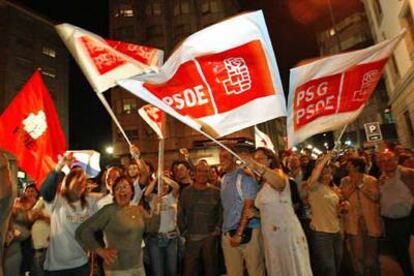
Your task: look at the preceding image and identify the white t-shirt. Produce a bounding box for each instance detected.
[150,193,177,233]
[44,194,98,271]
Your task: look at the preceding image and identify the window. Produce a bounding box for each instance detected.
[122,98,137,114]
[404,111,414,141]
[125,129,139,139]
[400,5,414,58]
[146,2,162,16]
[201,0,220,15]
[384,108,394,124]
[42,46,56,58]
[174,1,190,16]
[372,0,383,25]
[115,4,134,17]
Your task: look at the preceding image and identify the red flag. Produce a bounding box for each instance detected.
[119,11,287,137]
[287,31,405,147]
[0,70,67,187]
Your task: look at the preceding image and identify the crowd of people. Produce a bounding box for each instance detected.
[1,143,413,276]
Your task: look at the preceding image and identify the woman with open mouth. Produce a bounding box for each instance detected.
[76,176,160,276]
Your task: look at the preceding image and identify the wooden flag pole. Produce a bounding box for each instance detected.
[96,93,132,147]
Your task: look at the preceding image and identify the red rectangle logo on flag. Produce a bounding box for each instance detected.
[338,58,388,113]
[79,36,127,75]
[197,40,275,113]
[105,39,157,66]
[293,73,342,129]
[143,61,216,118]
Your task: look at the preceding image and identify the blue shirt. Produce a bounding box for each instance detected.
[220,169,260,232]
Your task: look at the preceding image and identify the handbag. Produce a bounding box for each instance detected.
[228,228,253,244]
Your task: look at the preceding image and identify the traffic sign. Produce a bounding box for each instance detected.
[364,122,382,142]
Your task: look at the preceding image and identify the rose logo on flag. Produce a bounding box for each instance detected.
[223,57,252,95]
[23,111,47,139]
[143,105,163,123]
[352,70,380,102]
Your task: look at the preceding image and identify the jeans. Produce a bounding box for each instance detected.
[383,214,413,276]
[311,230,343,276]
[147,235,177,276]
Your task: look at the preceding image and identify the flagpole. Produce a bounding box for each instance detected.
[155,137,164,214]
[195,127,244,162]
[96,93,132,147]
[333,124,348,152]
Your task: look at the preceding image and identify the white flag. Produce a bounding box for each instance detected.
[62,150,101,178]
[287,31,405,148]
[118,10,286,138]
[255,126,275,152]
[138,105,165,139]
[55,23,164,93]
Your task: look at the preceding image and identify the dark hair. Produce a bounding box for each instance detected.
[111,176,135,204]
[23,183,39,197]
[62,167,88,209]
[349,157,366,173]
[170,160,191,177]
[254,147,280,169]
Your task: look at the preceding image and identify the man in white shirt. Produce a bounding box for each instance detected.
[379,152,414,276]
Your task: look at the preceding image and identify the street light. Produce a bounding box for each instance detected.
[105,146,114,155]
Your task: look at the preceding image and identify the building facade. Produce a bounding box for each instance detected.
[109,0,286,165]
[316,11,397,149]
[0,0,69,138]
[362,0,414,148]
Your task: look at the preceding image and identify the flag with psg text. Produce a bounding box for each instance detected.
[118,11,286,137]
[287,31,405,147]
[55,23,164,93]
[0,71,67,186]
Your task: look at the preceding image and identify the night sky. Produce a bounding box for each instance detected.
[17,0,362,152]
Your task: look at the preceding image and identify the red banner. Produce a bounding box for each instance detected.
[293,58,388,130]
[0,71,67,186]
[144,40,275,118]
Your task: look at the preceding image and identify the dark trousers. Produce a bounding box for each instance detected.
[311,230,343,276]
[383,214,413,276]
[45,263,89,276]
[183,236,218,276]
